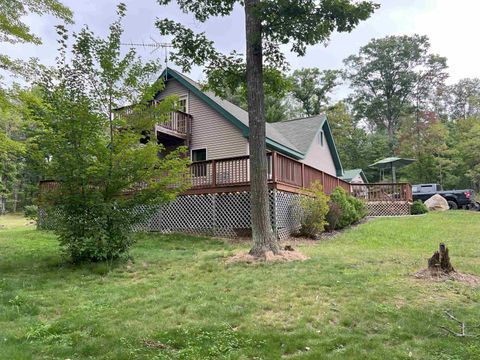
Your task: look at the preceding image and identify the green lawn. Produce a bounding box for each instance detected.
[1,212,479,359]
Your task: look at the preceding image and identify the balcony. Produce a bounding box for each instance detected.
[155,111,192,140]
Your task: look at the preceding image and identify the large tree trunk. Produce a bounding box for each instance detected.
[387,120,395,154]
[0,174,6,215]
[244,0,279,256]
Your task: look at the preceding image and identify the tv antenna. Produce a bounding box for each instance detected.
[121,37,173,69]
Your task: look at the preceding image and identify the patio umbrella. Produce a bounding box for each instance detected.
[368,157,416,183]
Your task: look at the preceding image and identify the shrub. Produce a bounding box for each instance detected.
[298,181,330,238]
[411,200,428,215]
[350,195,368,220]
[24,205,38,221]
[326,187,368,230]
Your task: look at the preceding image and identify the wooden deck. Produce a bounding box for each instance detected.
[350,183,412,202]
[185,152,351,195]
[38,152,413,204]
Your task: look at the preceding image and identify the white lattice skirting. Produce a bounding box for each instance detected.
[39,190,303,240]
[366,201,411,216]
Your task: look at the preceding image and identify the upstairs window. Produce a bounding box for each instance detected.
[317,131,324,146]
[178,95,188,113]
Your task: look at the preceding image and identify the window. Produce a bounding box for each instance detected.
[191,148,207,177]
[191,148,207,162]
[317,131,324,146]
[178,95,188,113]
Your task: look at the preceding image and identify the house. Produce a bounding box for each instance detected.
[154,67,345,189]
[38,68,413,236]
[341,169,368,184]
[117,67,352,238]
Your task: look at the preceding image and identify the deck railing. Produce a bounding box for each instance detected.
[40,153,412,200]
[158,111,191,135]
[188,152,351,195]
[350,183,412,202]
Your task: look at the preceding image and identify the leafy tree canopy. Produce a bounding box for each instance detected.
[344,34,447,152]
[0,0,72,45]
[290,67,340,116]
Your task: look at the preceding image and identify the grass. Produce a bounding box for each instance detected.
[1,212,480,359]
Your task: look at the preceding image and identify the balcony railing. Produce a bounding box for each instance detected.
[156,111,192,136]
[114,106,192,139]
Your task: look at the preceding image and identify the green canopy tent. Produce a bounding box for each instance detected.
[368,157,416,183]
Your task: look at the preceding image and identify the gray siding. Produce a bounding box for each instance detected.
[156,79,248,160]
[300,130,337,176]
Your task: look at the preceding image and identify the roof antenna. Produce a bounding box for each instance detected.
[121,37,173,80]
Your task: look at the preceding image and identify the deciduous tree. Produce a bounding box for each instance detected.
[344,34,447,152]
[291,68,340,116]
[32,4,190,262]
[156,0,378,257]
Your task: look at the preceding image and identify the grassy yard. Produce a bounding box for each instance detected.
[1,212,479,359]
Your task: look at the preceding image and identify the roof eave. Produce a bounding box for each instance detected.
[322,118,344,177]
[161,68,250,135]
[265,138,304,159]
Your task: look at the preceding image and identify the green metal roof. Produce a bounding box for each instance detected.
[369,157,416,170]
[159,68,344,174]
[341,169,368,183]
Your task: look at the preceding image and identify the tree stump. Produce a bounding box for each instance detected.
[428,243,455,273]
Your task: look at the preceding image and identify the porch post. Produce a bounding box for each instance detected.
[211,160,216,187]
[301,163,305,188]
[271,151,277,183]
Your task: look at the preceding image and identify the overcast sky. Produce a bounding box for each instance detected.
[5,0,480,98]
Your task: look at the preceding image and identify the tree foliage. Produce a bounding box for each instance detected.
[0,0,72,72]
[0,98,26,214]
[290,68,340,116]
[31,4,190,262]
[398,111,450,185]
[205,66,294,122]
[344,34,447,152]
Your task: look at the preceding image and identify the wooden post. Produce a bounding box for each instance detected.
[271,152,276,183]
[211,160,216,187]
[301,163,305,188]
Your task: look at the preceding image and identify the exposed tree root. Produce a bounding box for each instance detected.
[227,247,308,264]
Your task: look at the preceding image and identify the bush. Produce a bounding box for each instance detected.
[411,200,428,215]
[55,202,136,262]
[24,205,38,221]
[326,187,368,230]
[298,181,330,238]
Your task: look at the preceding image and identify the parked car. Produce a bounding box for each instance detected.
[412,183,475,209]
